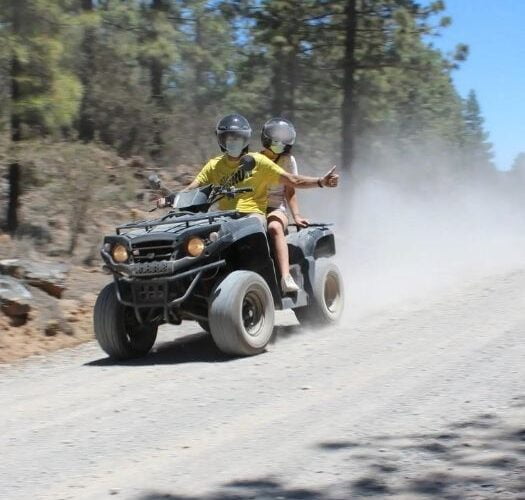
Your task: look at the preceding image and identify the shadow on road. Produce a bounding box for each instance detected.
[85,331,232,366]
[139,478,321,500]
[136,402,525,499]
[85,323,304,367]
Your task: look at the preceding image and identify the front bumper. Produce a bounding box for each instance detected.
[101,242,227,322]
[111,259,225,324]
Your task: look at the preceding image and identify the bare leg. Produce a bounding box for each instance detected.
[267,210,289,278]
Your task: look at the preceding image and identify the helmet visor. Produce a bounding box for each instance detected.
[266,121,296,145]
[217,130,251,151]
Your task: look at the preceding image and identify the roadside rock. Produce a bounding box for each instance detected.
[27,287,76,337]
[0,259,69,298]
[44,319,74,337]
[0,275,32,320]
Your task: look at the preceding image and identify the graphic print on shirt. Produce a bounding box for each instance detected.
[220,166,253,189]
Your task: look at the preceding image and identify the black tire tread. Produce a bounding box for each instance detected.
[93,283,157,360]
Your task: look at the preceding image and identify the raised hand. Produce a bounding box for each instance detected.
[321,166,338,188]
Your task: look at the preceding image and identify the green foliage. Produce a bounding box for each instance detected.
[460,90,494,168]
[0,0,82,135]
[165,0,242,164]
[0,0,495,180]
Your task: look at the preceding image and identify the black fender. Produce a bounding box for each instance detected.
[220,217,281,304]
[286,227,336,296]
[286,227,335,263]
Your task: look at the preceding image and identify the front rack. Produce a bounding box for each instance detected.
[116,210,240,235]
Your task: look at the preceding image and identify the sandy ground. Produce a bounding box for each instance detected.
[0,268,524,499]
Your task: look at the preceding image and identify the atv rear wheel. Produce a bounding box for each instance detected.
[94,283,157,360]
[294,259,344,327]
[209,271,274,356]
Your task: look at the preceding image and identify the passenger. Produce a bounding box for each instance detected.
[260,118,307,293]
[158,113,338,292]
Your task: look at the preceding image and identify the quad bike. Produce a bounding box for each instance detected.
[94,156,344,359]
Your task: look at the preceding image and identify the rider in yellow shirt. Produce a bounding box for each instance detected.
[194,151,286,215]
[158,114,338,291]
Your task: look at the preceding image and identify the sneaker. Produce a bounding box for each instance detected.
[281,274,300,293]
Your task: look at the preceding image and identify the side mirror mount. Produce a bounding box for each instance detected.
[148,174,162,190]
[239,155,255,173]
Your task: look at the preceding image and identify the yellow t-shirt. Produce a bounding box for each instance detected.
[195,152,285,214]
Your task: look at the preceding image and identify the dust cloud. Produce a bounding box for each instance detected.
[299,167,525,318]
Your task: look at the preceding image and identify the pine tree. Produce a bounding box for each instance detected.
[511,152,525,172]
[138,0,179,160]
[74,2,165,156]
[77,0,98,142]
[0,0,491,192]
[461,89,493,169]
[0,0,81,233]
[510,152,525,179]
[242,0,467,174]
[166,0,241,163]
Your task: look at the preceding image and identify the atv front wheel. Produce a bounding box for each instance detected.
[294,259,344,327]
[93,283,158,360]
[209,271,274,356]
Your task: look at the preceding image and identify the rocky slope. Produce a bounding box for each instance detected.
[0,142,199,362]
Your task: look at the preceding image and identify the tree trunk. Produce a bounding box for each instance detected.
[152,0,169,10]
[150,0,168,160]
[7,3,22,234]
[150,59,164,160]
[78,0,95,142]
[192,15,209,163]
[286,48,297,121]
[341,0,357,173]
[271,47,286,116]
[6,162,20,235]
[68,203,87,256]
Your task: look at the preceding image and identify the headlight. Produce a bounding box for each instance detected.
[112,244,129,263]
[186,237,205,257]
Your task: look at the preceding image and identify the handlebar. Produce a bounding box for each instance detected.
[214,186,253,199]
[153,185,254,211]
[224,187,253,194]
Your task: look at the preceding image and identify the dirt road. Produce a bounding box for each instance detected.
[1,269,524,499]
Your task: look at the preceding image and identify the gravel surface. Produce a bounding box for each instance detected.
[1,269,524,499]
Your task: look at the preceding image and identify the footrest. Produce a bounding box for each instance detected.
[281,289,308,309]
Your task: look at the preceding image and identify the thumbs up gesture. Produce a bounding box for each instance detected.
[321,166,338,188]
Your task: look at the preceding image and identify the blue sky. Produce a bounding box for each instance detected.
[432,1,525,170]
